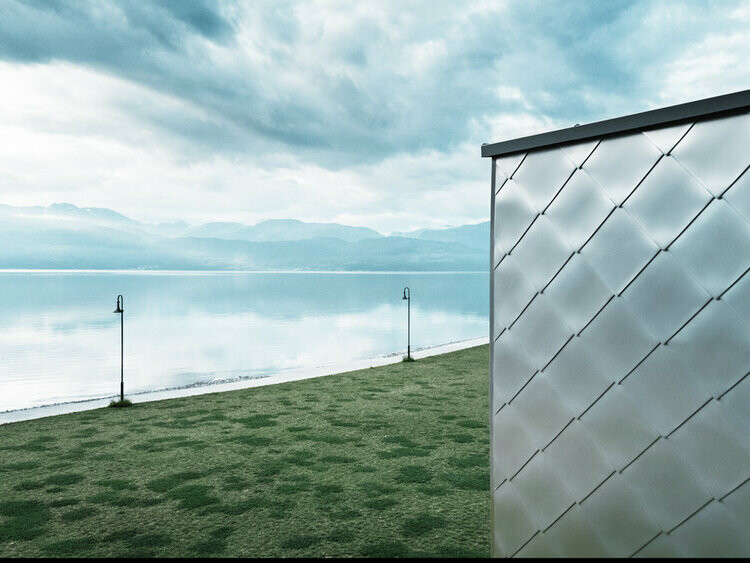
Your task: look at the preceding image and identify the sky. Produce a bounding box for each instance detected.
[0,0,748,234]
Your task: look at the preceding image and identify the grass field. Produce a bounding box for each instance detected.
[0,344,490,558]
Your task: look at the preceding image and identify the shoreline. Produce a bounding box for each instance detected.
[0,336,488,425]
[0,269,488,275]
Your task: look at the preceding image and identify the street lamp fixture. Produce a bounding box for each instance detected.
[113,294,124,402]
[402,287,411,360]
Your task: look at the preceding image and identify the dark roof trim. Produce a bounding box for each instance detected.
[481,89,750,158]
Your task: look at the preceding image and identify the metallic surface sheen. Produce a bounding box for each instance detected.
[489,106,750,557]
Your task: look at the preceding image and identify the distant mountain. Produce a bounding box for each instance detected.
[391,221,489,251]
[186,219,382,243]
[0,202,140,228]
[0,203,487,271]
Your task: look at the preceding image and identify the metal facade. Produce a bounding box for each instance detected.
[488,102,750,557]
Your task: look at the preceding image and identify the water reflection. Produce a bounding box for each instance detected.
[0,271,488,412]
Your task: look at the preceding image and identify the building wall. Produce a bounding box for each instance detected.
[490,111,750,557]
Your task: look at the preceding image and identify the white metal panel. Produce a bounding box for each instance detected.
[510,215,573,289]
[511,452,573,532]
[493,179,537,261]
[580,208,659,294]
[642,122,692,155]
[494,152,527,185]
[492,254,537,333]
[536,503,612,558]
[577,298,658,380]
[493,481,539,557]
[667,299,750,397]
[621,343,712,435]
[543,253,613,333]
[668,198,750,296]
[724,168,750,221]
[579,384,659,471]
[578,473,661,557]
[621,251,711,342]
[666,397,750,499]
[670,112,750,195]
[490,108,750,558]
[543,336,613,416]
[542,420,612,502]
[623,155,712,248]
[582,132,662,204]
[620,437,713,531]
[668,500,750,557]
[510,147,576,212]
[545,169,615,250]
[510,372,573,451]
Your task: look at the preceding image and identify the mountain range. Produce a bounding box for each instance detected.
[0,203,489,271]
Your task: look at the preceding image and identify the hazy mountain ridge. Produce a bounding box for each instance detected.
[185,219,383,243]
[392,222,489,250]
[0,203,488,271]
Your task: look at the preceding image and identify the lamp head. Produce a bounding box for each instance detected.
[113,294,123,314]
[402,287,409,300]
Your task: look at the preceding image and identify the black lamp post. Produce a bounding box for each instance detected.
[402,287,411,360]
[113,294,124,402]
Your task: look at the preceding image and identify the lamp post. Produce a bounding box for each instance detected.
[402,287,411,360]
[113,294,124,402]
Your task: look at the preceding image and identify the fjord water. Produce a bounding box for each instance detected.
[0,271,488,412]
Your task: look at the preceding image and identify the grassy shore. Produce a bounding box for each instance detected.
[0,345,489,558]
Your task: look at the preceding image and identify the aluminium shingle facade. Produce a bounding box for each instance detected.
[485,91,750,557]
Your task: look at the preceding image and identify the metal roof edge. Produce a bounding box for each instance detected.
[481,89,750,158]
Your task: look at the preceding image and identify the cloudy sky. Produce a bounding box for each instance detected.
[0,0,748,234]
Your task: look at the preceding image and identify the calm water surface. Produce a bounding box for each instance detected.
[0,271,488,412]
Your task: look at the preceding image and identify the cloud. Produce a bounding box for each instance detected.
[0,0,747,231]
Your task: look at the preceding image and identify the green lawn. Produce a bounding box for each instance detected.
[0,345,490,558]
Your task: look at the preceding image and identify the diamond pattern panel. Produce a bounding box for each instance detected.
[510,147,576,212]
[668,198,750,296]
[580,208,659,294]
[490,110,750,557]
[492,402,537,484]
[577,297,658,380]
[722,479,750,531]
[578,472,661,556]
[621,251,711,342]
[493,180,537,263]
[666,395,750,499]
[493,481,537,556]
[492,333,536,408]
[511,451,573,531]
[583,132,662,204]
[671,112,750,195]
[511,372,573,449]
[619,437,713,532]
[542,420,612,502]
[543,336,613,415]
[621,343,712,435]
[543,253,612,335]
[533,503,611,557]
[579,385,659,471]
[494,152,526,186]
[719,270,750,329]
[668,500,750,557]
[505,295,572,371]
[545,169,615,250]
[642,122,692,155]
[510,215,573,289]
[724,168,750,221]
[666,299,750,398]
[492,253,537,334]
[560,139,599,168]
[623,155,712,248]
